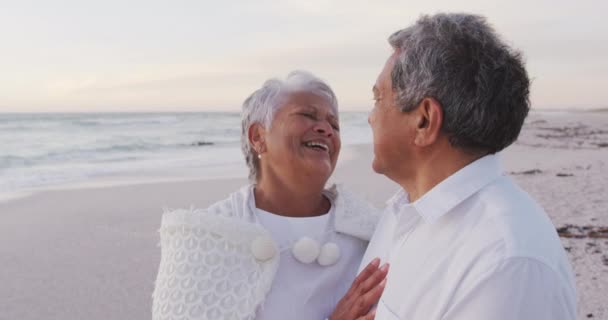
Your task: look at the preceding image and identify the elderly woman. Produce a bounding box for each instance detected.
[152,71,387,320]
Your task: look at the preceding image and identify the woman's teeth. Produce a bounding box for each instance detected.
[304,141,329,151]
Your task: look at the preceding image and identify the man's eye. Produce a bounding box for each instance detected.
[300,113,316,119]
[332,124,340,131]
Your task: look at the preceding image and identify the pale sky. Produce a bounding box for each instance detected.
[1,0,607,112]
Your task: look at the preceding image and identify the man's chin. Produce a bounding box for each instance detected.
[371,158,384,174]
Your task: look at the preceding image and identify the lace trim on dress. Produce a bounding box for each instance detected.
[152,208,279,320]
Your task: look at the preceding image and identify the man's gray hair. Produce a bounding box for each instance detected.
[389,13,530,154]
[240,70,338,181]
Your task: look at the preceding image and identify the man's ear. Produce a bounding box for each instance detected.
[248,123,266,152]
[413,98,443,146]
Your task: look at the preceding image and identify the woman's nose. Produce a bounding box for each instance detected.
[315,121,333,136]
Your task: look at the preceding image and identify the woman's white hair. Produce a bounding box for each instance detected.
[240,70,338,181]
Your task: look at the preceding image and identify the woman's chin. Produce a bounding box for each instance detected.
[300,161,333,181]
[302,147,332,159]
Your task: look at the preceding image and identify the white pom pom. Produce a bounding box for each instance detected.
[292,237,320,264]
[317,242,341,266]
[251,236,277,262]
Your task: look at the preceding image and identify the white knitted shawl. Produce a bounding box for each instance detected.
[152,184,379,320]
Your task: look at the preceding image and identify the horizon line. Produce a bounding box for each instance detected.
[1,106,606,114]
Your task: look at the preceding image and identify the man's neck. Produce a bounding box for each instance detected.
[398,149,484,203]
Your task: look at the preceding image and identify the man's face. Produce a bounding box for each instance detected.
[368,52,417,179]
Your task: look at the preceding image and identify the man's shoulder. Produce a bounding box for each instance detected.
[469,176,566,269]
[476,175,542,214]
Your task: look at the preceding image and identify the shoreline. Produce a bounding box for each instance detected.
[0,108,602,204]
[0,142,361,205]
[1,112,606,319]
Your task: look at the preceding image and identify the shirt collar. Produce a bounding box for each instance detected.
[391,154,504,225]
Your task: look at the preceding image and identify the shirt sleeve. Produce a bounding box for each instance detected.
[442,257,576,320]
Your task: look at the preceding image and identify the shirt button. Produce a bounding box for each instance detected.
[292,237,321,264]
[317,242,341,266]
[251,236,277,261]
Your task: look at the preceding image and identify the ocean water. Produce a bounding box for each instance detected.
[0,112,372,199]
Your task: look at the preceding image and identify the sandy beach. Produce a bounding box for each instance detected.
[0,110,606,320]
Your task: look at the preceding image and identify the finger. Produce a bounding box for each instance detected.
[358,263,389,293]
[352,272,387,316]
[340,259,384,317]
[342,259,381,304]
[349,258,381,292]
[359,306,377,320]
[358,278,386,311]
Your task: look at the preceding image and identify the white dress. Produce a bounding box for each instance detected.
[152,184,379,320]
[255,203,367,319]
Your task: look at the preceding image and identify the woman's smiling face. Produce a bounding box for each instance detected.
[259,91,341,183]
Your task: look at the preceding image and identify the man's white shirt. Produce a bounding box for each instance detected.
[361,154,577,320]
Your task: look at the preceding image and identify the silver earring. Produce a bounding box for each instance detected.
[257,154,262,159]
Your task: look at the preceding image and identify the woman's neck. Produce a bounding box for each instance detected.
[254,177,330,218]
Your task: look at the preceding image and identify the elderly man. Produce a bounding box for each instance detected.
[360,13,577,319]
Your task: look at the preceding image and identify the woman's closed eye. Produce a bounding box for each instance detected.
[299,112,316,119]
[299,112,339,131]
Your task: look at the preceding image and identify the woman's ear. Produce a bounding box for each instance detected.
[414,98,443,146]
[249,123,266,153]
